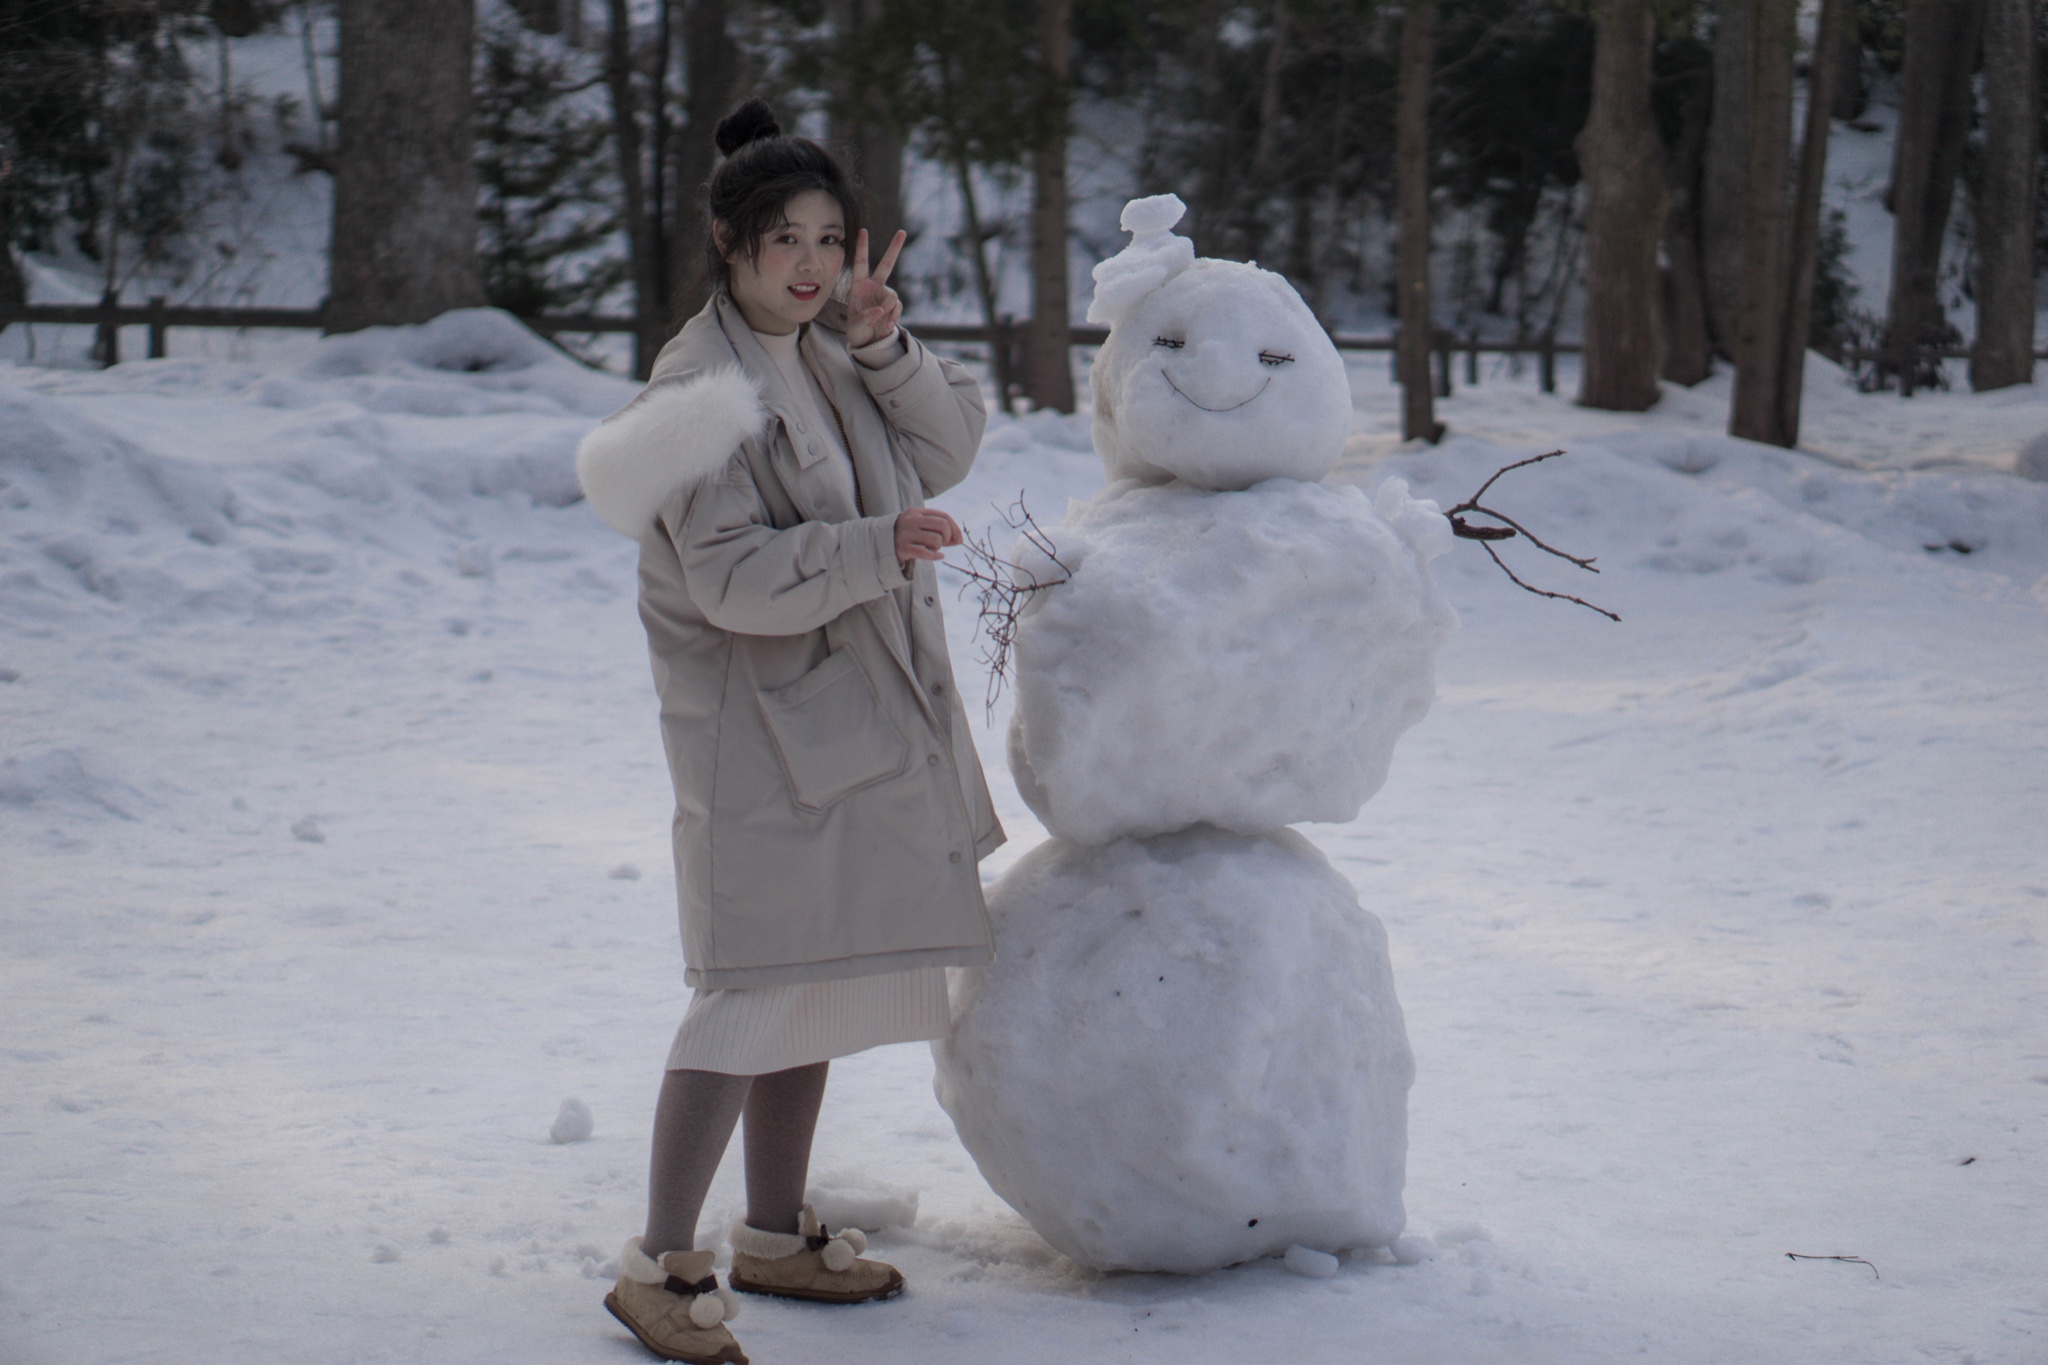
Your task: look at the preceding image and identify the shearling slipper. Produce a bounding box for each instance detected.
[604,1236,747,1364]
[726,1206,903,1304]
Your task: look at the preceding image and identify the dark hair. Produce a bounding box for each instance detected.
[704,98,863,292]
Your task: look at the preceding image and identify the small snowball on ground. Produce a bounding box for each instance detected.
[1007,478,1454,844]
[934,827,1412,1273]
[805,1171,919,1232]
[549,1096,593,1144]
[371,1244,400,1263]
[607,863,641,881]
[1389,1236,1437,1265]
[290,816,324,844]
[1283,1245,1341,1278]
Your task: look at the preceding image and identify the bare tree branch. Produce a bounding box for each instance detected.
[1445,450,1621,621]
[949,495,1070,718]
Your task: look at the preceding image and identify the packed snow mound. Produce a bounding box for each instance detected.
[0,330,636,628]
[1006,477,1456,845]
[805,1170,920,1233]
[1366,433,2048,597]
[295,308,625,418]
[932,827,1413,1273]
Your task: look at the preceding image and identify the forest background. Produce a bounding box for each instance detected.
[0,0,2042,446]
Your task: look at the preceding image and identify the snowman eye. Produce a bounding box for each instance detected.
[1258,351,1295,367]
[1153,336,1185,350]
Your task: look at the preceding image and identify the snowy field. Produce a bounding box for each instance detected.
[3,312,2047,1365]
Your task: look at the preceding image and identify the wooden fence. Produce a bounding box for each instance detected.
[4,297,2029,399]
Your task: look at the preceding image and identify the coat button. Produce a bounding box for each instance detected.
[926,753,940,767]
[923,594,936,606]
[930,681,944,695]
[949,851,963,863]
[889,399,900,409]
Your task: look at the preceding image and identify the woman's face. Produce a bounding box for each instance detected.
[721,189,847,335]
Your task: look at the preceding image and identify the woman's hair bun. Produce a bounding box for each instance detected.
[714,98,782,156]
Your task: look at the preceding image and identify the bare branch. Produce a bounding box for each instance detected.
[1479,541,1621,622]
[948,495,1071,719]
[1444,450,1621,621]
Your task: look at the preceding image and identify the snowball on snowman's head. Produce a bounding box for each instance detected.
[1087,194,1350,491]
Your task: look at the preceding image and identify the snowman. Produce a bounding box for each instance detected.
[931,195,1457,1274]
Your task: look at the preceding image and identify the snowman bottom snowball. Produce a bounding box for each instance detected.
[931,826,1414,1274]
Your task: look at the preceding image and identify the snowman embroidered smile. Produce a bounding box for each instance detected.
[1154,338,1296,413]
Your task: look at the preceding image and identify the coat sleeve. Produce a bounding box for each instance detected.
[852,330,989,498]
[667,461,910,637]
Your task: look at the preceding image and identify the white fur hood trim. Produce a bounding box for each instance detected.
[575,367,768,536]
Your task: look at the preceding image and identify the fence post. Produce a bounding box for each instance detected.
[1539,331,1556,394]
[1465,332,1479,386]
[1433,330,1452,398]
[94,289,120,368]
[147,296,168,359]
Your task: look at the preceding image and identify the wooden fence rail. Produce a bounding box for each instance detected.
[4,298,2031,399]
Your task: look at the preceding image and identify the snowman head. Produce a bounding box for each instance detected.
[1086,195,1350,490]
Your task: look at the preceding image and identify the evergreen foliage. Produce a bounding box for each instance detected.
[0,0,211,294]
[473,15,626,319]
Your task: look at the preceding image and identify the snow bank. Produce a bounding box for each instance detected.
[933,826,1413,1274]
[0,312,636,632]
[1006,477,1456,845]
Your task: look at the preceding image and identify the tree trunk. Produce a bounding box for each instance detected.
[1886,0,1986,394]
[956,158,1015,407]
[328,0,484,333]
[1222,0,1291,259]
[1699,0,1750,358]
[1729,0,1795,444]
[1021,0,1075,413]
[1396,0,1439,443]
[1661,59,1713,385]
[1773,0,1846,444]
[669,0,738,327]
[828,1,907,249]
[604,0,661,377]
[0,193,26,321]
[1577,0,1666,411]
[1970,0,2037,391]
[1830,12,1865,120]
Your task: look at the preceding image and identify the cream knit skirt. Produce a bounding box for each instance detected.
[665,967,952,1075]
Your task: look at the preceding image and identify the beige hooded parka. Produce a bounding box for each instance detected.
[575,293,1004,989]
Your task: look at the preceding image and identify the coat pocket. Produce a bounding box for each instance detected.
[757,649,910,812]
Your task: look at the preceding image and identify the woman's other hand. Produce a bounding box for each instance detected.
[895,507,962,565]
[846,228,907,350]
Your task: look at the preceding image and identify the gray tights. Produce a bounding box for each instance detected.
[642,1061,829,1256]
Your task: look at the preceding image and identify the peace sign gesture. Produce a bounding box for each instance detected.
[845,228,906,351]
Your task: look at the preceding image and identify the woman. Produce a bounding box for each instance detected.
[574,98,1004,1365]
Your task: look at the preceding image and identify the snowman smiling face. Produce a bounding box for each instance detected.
[1093,256,1352,491]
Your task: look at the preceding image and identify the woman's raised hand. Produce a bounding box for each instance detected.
[846,228,907,350]
[894,507,962,566]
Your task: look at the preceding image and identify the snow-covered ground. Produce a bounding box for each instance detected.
[4,309,2045,1364]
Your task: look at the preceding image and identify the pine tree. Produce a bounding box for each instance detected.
[474,18,627,321]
